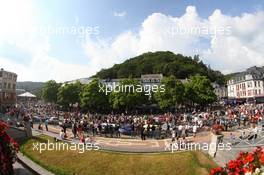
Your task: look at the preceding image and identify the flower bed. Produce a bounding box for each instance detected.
[210,147,264,175]
[0,120,19,175]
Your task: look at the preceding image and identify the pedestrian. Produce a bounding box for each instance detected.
[72,122,77,138]
[45,119,49,131]
[193,124,197,138]
[171,129,176,142]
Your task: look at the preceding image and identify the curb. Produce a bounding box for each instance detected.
[17,152,54,175]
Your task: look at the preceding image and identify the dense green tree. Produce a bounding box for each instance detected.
[41,80,60,103]
[154,76,185,110]
[184,75,217,107]
[57,81,82,108]
[80,79,109,112]
[93,51,225,85]
[109,78,148,111]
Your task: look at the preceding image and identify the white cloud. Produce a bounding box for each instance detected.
[1,3,264,82]
[84,6,264,75]
[113,11,127,17]
[0,0,91,82]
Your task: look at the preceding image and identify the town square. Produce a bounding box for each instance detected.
[1,0,264,175]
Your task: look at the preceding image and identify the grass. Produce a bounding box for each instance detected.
[20,135,217,175]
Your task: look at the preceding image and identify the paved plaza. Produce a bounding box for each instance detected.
[32,124,214,153]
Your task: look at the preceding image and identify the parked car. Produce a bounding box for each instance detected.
[59,119,72,128]
[118,124,132,135]
[32,116,43,123]
[48,117,59,125]
[16,121,24,127]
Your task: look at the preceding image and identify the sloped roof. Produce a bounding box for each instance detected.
[18,92,36,98]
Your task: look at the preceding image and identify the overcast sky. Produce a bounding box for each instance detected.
[0,0,264,82]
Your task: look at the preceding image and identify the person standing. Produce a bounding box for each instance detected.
[193,123,197,138]
[72,122,77,138]
[177,124,183,140]
[140,124,146,140]
[44,118,49,131]
[171,129,176,142]
[181,125,186,143]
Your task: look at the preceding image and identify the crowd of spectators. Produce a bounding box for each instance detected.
[2,103,264,142]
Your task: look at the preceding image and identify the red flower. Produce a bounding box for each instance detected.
[210,147,264,175]
[0,121,18,175]
[210,167,226,175]
[259,153,264,165]
[243,153,254,164]
[227,160,239,170]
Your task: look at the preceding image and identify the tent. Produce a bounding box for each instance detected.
[18,92,36,98]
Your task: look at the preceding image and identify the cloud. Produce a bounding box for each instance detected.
[0,0,91,82]
[84,6,264,75]
[113,11,127,17]
[2,3,264,82]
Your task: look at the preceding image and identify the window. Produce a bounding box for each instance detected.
[0,72,2,77]
[259,90,262,95]
[248,82,251,88]
[12,84,16,90]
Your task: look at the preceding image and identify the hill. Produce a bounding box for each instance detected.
[93,51,225,85]
[16,81,44,97]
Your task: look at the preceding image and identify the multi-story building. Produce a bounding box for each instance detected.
[227,66,264,103]
[0,68,17,111]
[212,83,228,100]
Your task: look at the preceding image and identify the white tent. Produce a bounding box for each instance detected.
[18,92,36,98]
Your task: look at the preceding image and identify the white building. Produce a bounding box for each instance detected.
[227,66,264,102]
[212,83,228,100]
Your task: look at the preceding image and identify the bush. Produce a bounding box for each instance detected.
[210,147,264,175]
[0,120,19,175]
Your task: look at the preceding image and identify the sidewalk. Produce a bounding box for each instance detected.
[14,161,32,175]
[32,124,212,153]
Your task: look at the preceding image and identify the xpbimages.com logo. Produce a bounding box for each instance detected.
[98,82,165,96]
[165,141,232,153]
[32,141,100,153]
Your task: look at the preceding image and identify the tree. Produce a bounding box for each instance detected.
[80,79,109,112]
[109,78,148,112]
[57,81,82,108]
[154,76,185,110]
[41,80,60,103]
[184,75,217,107]
[93,51,225,85]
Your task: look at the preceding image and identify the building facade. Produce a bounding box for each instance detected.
[227,66,264,102]
[0,68,17,111]
[212,83,228,100]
